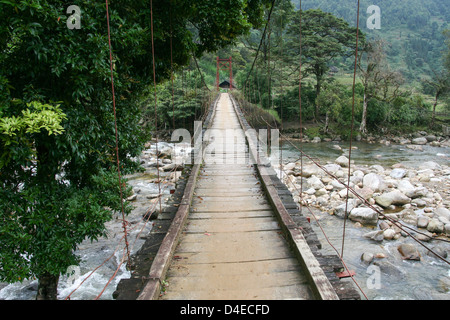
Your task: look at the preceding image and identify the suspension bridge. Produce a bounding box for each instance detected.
[111,92,362,300]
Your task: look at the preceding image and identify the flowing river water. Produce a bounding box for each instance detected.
[279,140,450,300]
[0,141,448,300]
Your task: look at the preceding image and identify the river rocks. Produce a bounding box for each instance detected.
[363,173,386,192]
[417,215,430,228]
[160,163,184,172]
[445,224,450,236]
[383,228,397,240]
[311,136,321,143]
[412,137,427,145]
[390,168,407,179]
[333,200,357,218]
[349,207,378,225]
[427,246,448,261]
[354,186,374,200]
[375,190,410,208]
[397,179,415,194]
[435,207,450,221]
[298,165,319,178]
[427,219,444,233]
[361,252,374,264]
[306,176,324,190]
[400,209,418,225]
[335,155,350,167]
[398,244,421,260]
[283,148,449,263]
[323,163,341,175]
[363,230,384,242]
[156,146,173,159]
[419,161,441,171]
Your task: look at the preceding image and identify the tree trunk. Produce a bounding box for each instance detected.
[315,77,321,121]
[431,92,438,129]
[36,273,60,300]
[360,93,368,134]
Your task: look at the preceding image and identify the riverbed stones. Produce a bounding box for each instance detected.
[283,147,449,264]
[299,165,319,177]
[412,137,427,145]
[334,199,357,218]
[400,209,418,225]
[383,228,397,240]
[427,219,444,233]
[363,230,384,242]
[361,252,374,264]
[335,155,350,167]
[379,220,390,230]
[349,207,378,225]
[363,173,386,192]
[419,161,441,171]
[435,207,450,221]
[397,243,420,260]
[375,190,410,208]
[417,216,430,228]
[355,186,374,200]
[390,168,407,179]
[306,175,324,190]
[323,163,341,174]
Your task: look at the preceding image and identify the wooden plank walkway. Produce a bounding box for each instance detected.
[159,93,315,300]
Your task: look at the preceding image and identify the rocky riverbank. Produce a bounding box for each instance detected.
[280,154,450,263]
[285,129,450,150]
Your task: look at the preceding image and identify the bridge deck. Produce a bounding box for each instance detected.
[159,93,315,300]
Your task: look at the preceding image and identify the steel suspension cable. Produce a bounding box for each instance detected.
[243,0,276,88]
[342,0,361,259]
[105,0,130,263]
[298,0,304,215]
[150,0,162,214]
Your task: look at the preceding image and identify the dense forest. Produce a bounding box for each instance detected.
[295,0,449,83]
[163,0,450,138]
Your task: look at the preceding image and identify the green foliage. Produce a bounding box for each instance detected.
[293,0,449,82]
[0,0,271,295]
[0,168,132,283]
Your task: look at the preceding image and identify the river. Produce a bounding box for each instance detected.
[0,141,448,300]
[278,140,450,300]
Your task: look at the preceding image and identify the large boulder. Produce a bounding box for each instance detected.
[427,219,445,234]
[323,163,341,174]
[355,186,374,200]
[412,137,427,145]
[363,173,386,192]
[349,207,378,225]
[335,155,350,167]
[306,175,324,190]
[419,161,441,170]
[298,165,319,178]
[363,230,384,242]
[397,180,428,199]
[398,244,421,260]
[435,207,450,221]
[400,209,418,226]
[390,168,407,179]
[334,199,357,219]
[375,190,410,208]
